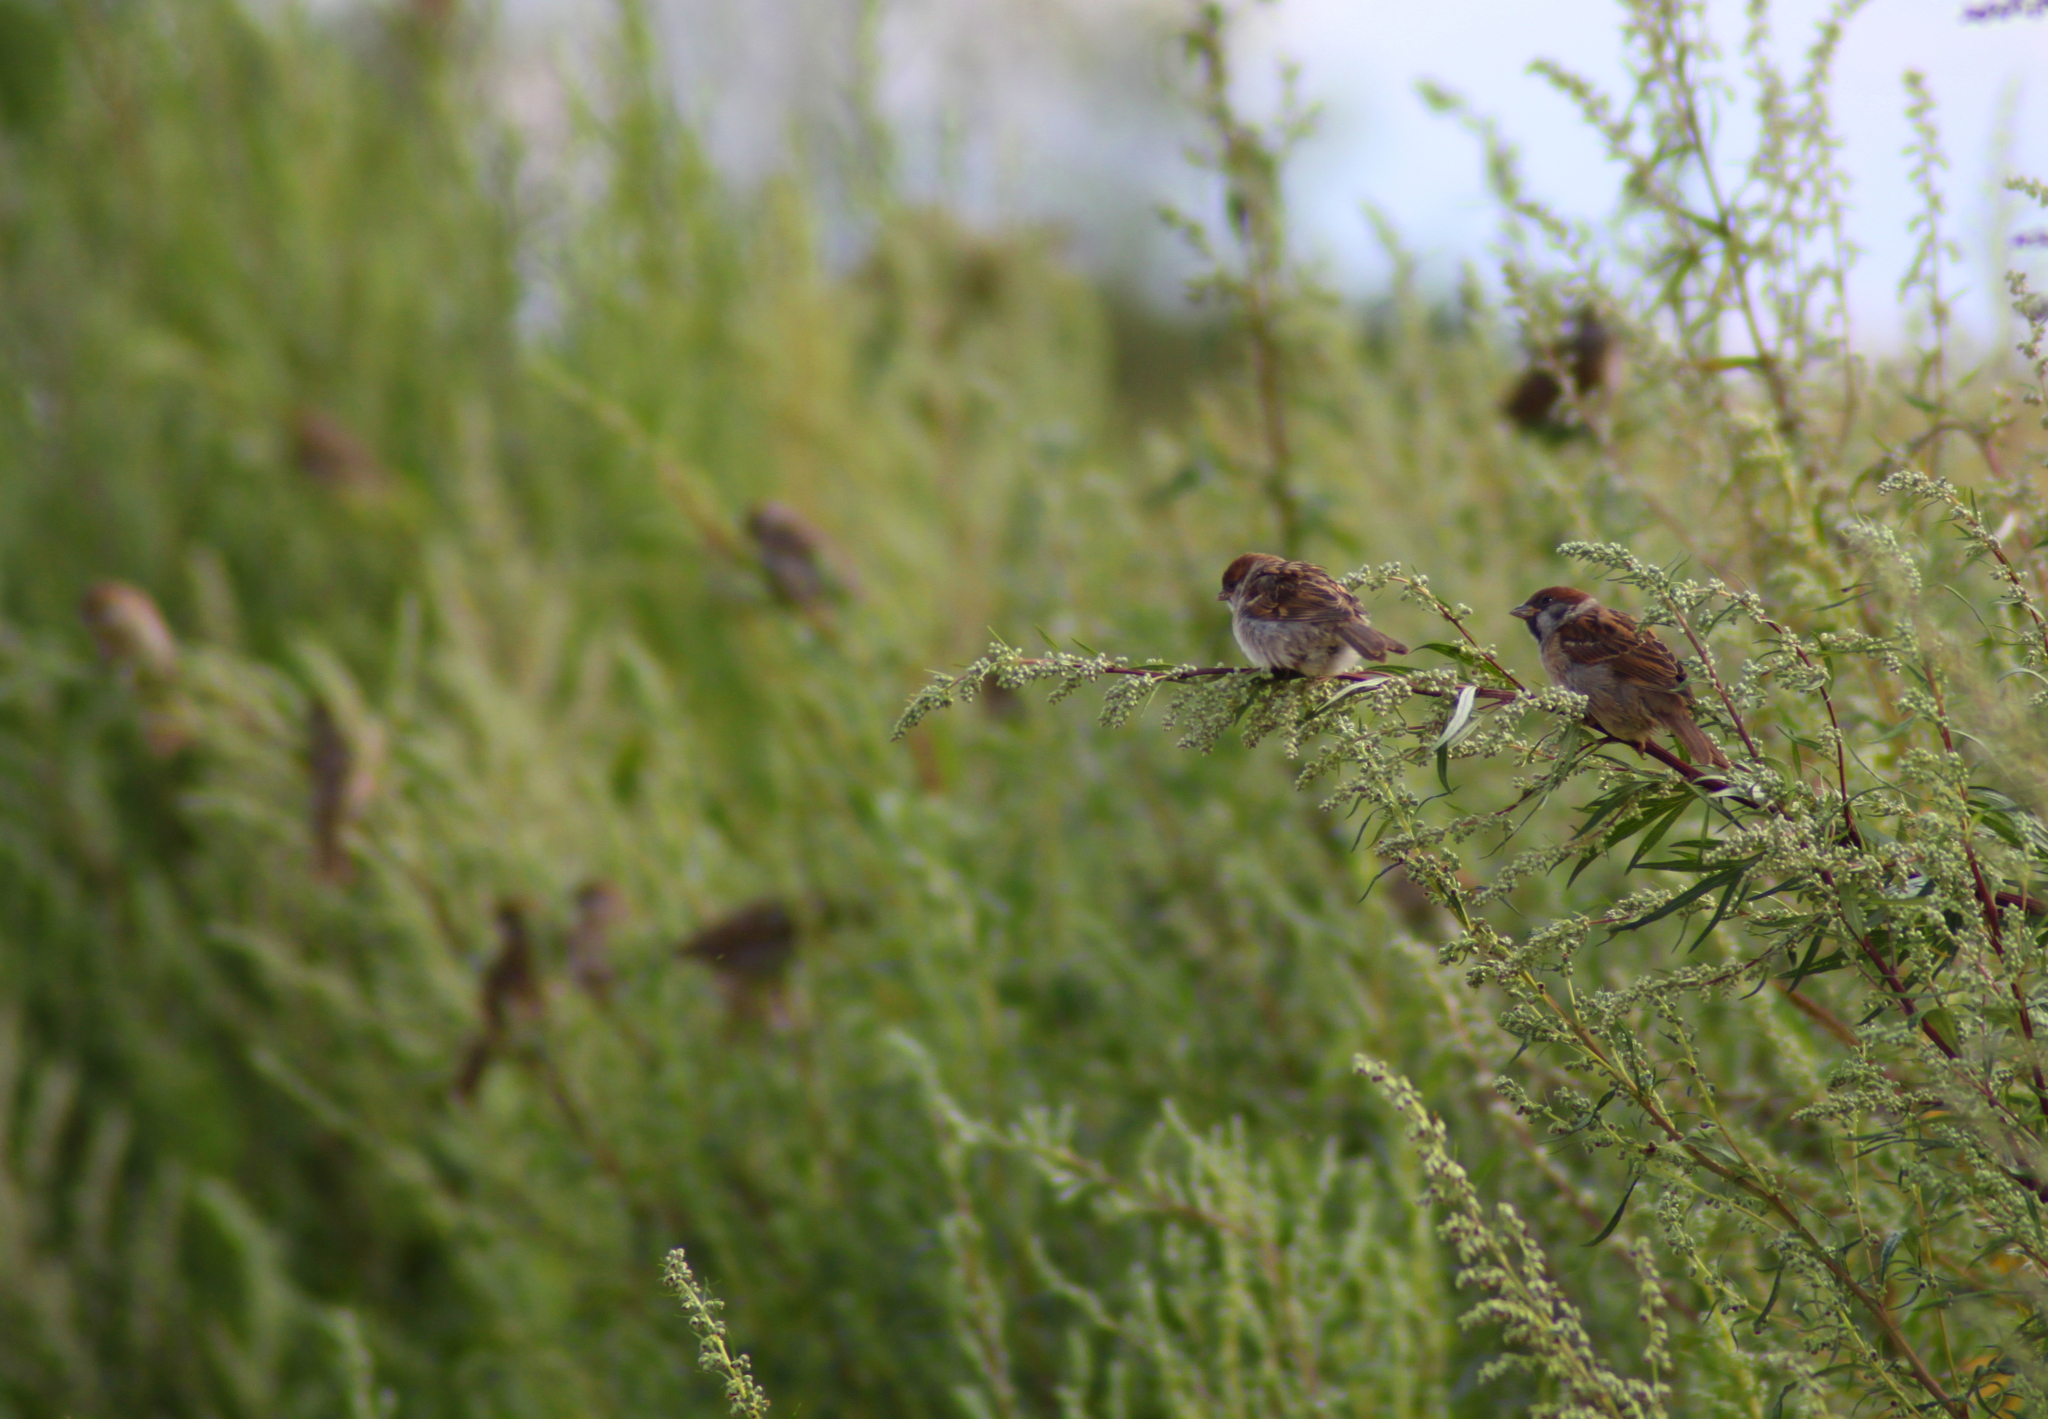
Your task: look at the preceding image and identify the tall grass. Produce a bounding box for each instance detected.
[0,1,2039,1417]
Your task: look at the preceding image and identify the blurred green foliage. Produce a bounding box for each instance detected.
[0,1,2042,1417]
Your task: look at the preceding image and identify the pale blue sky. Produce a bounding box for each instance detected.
[491,0,2046,343]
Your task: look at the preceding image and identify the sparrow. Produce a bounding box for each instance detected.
[681,895,848,1029]
[306,698,361,884]
[681,898,801,986]
[567,879,626,1003]
[1502,305,1620,437]
[81,581,189,756]
[1511,586,1731,770]
[291,407,392,496]
[82,581,178,681]
[455,899,548,1101]
[1218,553,1407,677]
[746,501,857,611]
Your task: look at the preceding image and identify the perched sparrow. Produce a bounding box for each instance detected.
[1218,553,1407,676]
[81,581,189,756]
[291,407,392,496]
[681,898,801,985]
[82,581,179,681]
[1502,305,1620,436]
[1511,586,1731,770]
[567,879,627,1003]
[746,501,856,611]
[680,895,848,1029]
[455,899,548,1101]
[306,698,359,884]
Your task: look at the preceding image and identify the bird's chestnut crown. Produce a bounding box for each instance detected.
[1511,585,1590,620]
[1218,552,1279,601]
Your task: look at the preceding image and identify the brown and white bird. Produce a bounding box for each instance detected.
[1511,586,1730,769]
[681,896,827,1030]
[81,581,189,757]
[82,581,179,681]
[1502,305,1621,437]
[1218,553,1407,676]
[746,501,857,611]
[566,879,627,1004]
[291,407,392,497]
[454,899,549,1102]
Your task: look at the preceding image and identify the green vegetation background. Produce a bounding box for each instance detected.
[2,2,2041,1416]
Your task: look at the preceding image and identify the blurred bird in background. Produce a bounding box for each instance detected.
[306,697,367,884]
[455,899,548,1102]
[680,896,827,1028]
[567,879,626,1004]
[1501,305,1620,439]
[81,581,190,756]
[746,501,859,618]
[291,406,395,499]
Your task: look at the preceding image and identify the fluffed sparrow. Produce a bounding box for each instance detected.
[306,698,358,884]
[1218,553,1407,676]
[681,896,809,1029]
[567,879,627,1004]
[1502,304,1620,436]
[82,581,178,681]
[81,581,189,756]
[291,407,392,496]
[747,501,857,610]
[455,899,547,1101]
[1511,585,1731,770]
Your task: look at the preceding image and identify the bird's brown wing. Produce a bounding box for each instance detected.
[1236,561,1400,659]
[1553,606,1689,695]
[1336,621,1408,660]
[1244,563,1406,659]
[1242,562,1368,623]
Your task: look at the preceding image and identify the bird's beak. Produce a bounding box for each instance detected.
[1216,590,1229,602]
[1509,604,1536,620]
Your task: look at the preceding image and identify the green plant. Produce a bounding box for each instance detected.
[6,0,2045,1413]
[897,5,2048,1415]
[665,1251,771,1419]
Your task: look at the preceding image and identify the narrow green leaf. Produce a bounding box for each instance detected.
[1875,1230,1904,1288]
[1753,1262,1786,1332]
[1688,866,1752,953]
[1616,863,1753,933]
[1431,683,1480,753]
[1625,798,1694,870]
[1584,1172,1639,1247]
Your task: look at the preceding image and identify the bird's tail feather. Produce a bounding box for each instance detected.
[1341,624,1408,661]
[1672,715,1732,771]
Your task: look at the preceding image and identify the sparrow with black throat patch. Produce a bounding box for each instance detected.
[1511,585,1731,770]
[1218,554,1407,677]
